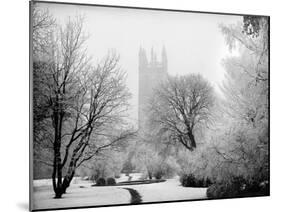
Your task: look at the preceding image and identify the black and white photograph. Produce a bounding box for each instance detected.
[30,1,269,211]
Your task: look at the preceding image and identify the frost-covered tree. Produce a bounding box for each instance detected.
[149,74,215,151]
[33,14,134,198]
[210,17,269,183]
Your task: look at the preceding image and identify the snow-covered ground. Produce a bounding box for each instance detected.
[33,183,131,210]
[123,177,207,203]
[32,174,207,210]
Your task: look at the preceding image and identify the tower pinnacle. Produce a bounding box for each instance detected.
[162,46,168,72]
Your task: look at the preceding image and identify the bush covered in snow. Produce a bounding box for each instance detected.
[207,175,269,199]
[96,178,106,186]
[180,174,212,187]
[106,177,117,185]
[153,170,163,180]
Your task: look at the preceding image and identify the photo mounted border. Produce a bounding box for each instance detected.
[30,1,270,211]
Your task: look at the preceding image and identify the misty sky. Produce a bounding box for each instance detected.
[37,3,242,124]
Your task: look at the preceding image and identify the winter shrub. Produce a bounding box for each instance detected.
[81,152,126,183]
[154,170,164,180]
[180,174,212,187]
[243,179,269,196]
[151,156,180,180]
[205,177,213,187]
[180,174,196,187]
[206,175,268,199]
[114,174,121,178]
[207,182,226,198]
[106,177,117,185]
[258,180,269,195]
[161,157,180,178]
[122,160,135,175]
[207,176,245,198]
[96,178,106,186]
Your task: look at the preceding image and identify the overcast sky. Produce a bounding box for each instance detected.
[37,2,242,124]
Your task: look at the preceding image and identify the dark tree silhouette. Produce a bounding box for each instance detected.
[149,74,214,151]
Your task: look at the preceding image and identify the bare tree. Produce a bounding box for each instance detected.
[31,3,56,54]
[149,74,214,151]
[33,16,134,198]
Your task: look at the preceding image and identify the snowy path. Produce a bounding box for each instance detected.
[32,176,207,210]
[122,178,207,203]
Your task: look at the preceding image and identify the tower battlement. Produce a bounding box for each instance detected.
[138,46,167,73]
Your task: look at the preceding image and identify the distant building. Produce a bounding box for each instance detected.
[138,46,168,129]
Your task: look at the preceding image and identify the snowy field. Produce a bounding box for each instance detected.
[32,174,207,210]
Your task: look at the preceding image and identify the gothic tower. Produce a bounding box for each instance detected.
[138,46,168,129]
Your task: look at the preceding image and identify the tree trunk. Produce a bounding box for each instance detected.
[54,188,64,198]
[52,100,65,198]
[53,149,64,198]
[188,132,196,149]
[53,164,75,198]
[60,158,77,194]
[61,171,75,194]
[52,157,57,192]
[148,171,153,180]
[53,138,85,198]
[53,135,64,198]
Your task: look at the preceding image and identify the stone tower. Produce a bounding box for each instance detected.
[138,46,168,129]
